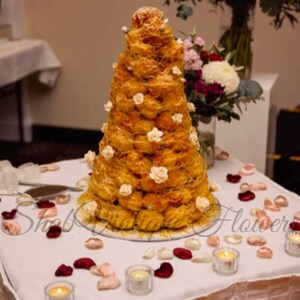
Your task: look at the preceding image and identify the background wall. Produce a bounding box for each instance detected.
[1,0,300,135]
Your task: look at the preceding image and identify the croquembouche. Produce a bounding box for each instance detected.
[78,7,218,233]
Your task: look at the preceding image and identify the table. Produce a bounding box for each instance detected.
[0,157,300,299]
[0,38,61,142]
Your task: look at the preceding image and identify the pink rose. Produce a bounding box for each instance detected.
[195,36,205,46]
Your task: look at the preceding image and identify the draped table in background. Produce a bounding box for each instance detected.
[0,158,299,300]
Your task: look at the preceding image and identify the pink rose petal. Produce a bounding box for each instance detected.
[1,209,17,219]
[154,262,173,278]
[36,200,55,209]
[226,174,241,183]
[46,225,62,238]
[238,190,255,201]
[73,258,96,270]
[173,248,193,260]
[238,163,256,176]
[38,207,57,219]
[55,264,73,277]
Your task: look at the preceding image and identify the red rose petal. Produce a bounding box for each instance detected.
[290,222,300,231]
[173,247,193,260]
[55,264,73,277]
[226,174,241,183]
[154,262,173,278]
[238,190,255,201]
[1,209,17,219]
[46,225,62,238]
[73,258,96,270]
[36,200,55,209]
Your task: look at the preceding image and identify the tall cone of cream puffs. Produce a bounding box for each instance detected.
[78,7,217,233]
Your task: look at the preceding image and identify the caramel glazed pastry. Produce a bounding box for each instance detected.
[78,7,215,232]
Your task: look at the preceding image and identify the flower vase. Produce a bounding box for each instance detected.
[218,4,255,79]
[197,117,216,168]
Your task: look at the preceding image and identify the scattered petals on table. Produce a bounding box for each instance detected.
[238,163,256,176]
[73,257,96,270]
[143,248,156,259]
[36,200,55,209]
[224,234,243,245]
[274,195,288,207]
[55,264,73,277]
[289,221,300,232]
[157,248,174,260]
[3,220,21,235]
[84,237,103,250]
[264,199,281,212]
[256,246,273,259]
[173,247,193,260]
[191,251,212,263]
[97,277,121,290]
[256,210,272,229]
[46,225,62,238]
[39,163,60,173]
[1,209,17,219]
[38,207,58,219]
[238,190,255,201]
[154,262,173,278]
[55,194,71,205]
[184,237,201,250]
[247,235,267,246]
[207,235,220,247]
[294,212,300,221]
[226,174,241,183]
[90,263,116,277]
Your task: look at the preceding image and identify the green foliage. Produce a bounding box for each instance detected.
[164,0,300,29]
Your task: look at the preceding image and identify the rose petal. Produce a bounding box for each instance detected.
[46,225,62,238]
[173,248,193,260]
[226,174,241,183]
[154,262,173,278]
[238,190,255,201]
[55,264,73,277]
[73,258,96,270]
[289,222,300,232]
[1,209,17,219]
[36,200,55,209]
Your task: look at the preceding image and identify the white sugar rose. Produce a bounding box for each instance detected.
[119,184,132,196]
[149,166,168,184]
[172,113,183,123]
[172,66,181,76]
[187,102,196,112]
[101,145,114,160]
[209,182,220,192]
[83,200,98,214]
[147,127,163,143]
[202,61,240,94]
[133,93,144,105]
[84,150,96,170]
[104,101,113,112]
[189,131,199,145]
[101,122,108,133]
[112,62,117,69]
[176,38,184,45]
[196,197,210,212]
[121,26,129,33]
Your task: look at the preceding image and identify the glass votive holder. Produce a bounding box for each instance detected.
[17,162,41,183]
[44,281,75,300]
[212,247,240,275]
[125,264,153,295]
[285,231,300,257]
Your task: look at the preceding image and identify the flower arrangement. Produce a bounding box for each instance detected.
[183,30,263,126]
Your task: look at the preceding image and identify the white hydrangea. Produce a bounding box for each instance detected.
[172,113,183,123]
[147,127,163,143]
[101,145,114,160]
[187,102,196,112]
[149,166,168,184]
[119,184,132,196]
[195,196,210,212]
[104,101,113,112]
[202,61,240,94]
[133,93,144,105]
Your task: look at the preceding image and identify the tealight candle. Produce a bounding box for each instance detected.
[285,231,300,257]
[125,265,153,295]
[44,281,74,300]
[212,247,240,275]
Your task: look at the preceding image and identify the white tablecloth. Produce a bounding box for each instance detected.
[0,158,299,300]
[0,38,61,87]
